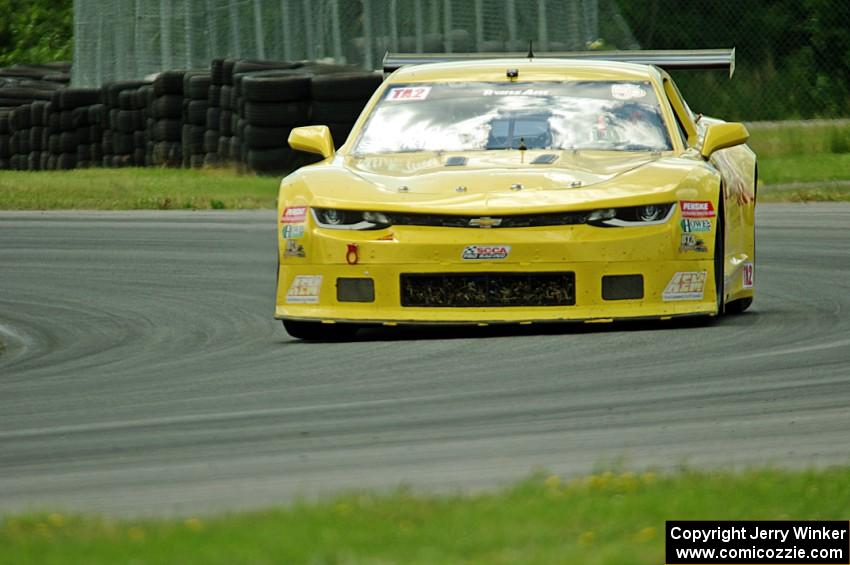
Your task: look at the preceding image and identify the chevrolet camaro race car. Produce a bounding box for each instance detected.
[275,49,756,340]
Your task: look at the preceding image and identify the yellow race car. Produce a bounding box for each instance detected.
[276,50,756,340]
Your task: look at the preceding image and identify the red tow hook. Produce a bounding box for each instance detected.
[346,243,359,265]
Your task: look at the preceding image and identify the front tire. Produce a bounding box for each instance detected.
[713,194,725,316]
[726,296,752,314]
[282,319,359,341]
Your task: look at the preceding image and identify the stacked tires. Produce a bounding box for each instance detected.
[150,70,187,167]
[216,60,237,164]
[101,81,148,167]
[53,88,100,169]
[309,72,382,148]
[0,59,384,175]
[0,63,68,171]
[7,104,31,170]
[0,109,10,169]
[113,89,142,166]
[183,72,210,168]
[84,103,104,167]
[27,101,49,170]
[239,71,311,174]
[203,59,225,167]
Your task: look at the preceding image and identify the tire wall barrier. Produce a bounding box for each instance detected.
[0,63,69,171]
[0,60,381,175]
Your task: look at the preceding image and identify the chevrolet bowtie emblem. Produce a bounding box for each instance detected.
[469,217,501,228]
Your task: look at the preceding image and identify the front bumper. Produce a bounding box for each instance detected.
[275,221,718,324]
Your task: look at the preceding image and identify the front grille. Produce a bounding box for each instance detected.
[401,272,575,307]
[382,211,589,228]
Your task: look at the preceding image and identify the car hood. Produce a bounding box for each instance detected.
[295,149,707,214]
[347,150,655,193]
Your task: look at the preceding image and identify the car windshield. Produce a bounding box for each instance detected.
[354,81,673,155]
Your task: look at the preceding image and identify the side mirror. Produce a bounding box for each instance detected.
[288,125,335,159]
[701,122,749,159]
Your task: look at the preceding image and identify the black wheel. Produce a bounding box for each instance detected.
[186,100,208,125]
[186,73,211,100]
[726,296,752,314]
[244,101,310,127]
[153,70,186,97]
[59,131,78,153]
[59,88,100,110]
[282,320,359,341]
[310,72,383,101]
[244,125,292,149]
[151,95,183,119]
[152,119,181,142]
[210,59,225,86]
[310,100,367,124]
[713,192,725,316]
[246,147,297,174]
[233,59,300,75]
[242,73,311,103]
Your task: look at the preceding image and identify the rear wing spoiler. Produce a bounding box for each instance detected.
[383,48,736,78]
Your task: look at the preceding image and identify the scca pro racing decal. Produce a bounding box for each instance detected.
[680,201,715,218]
[680,218,712,233]
[286,275,322,303]
[662,271,707,301]
[462,245,510,260]
[281,206,307,224]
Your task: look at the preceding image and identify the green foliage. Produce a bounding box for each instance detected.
[748,120,850,157]
[0,168,279,210]
[2,468,850,564]
[618,0,850,119]
[0,0,72,66]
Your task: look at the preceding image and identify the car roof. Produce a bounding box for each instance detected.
[386,58,661,83]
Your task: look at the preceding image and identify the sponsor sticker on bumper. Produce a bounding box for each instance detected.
[461,245,511,260]
[680,234,708,253]
[680,218,712,233]
[281,206,307,224]
[282,224,305,239]
[743,262,754,289]
[680,201,715,218]
[663,271,707,301]
[286,275,322,303]
[284,239,306,258]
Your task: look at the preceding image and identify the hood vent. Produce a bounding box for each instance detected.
[531,153,559,165]
[444,156,468,166]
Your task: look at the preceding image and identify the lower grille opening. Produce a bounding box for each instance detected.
[401,272,575,307]
[602,274,644,300]
[337,278,375,302]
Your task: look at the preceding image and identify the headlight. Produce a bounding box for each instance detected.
[312,208,391,230]
[587,203,675,227]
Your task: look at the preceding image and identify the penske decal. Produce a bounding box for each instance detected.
[680,201,715,218]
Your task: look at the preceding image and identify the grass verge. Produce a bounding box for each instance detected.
[1,468,848,565]
[0,168,279,210]
[746,120,850,158]
[759,154,850,186]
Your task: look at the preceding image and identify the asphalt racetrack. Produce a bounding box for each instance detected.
[1,204,848,516]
